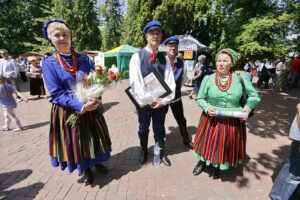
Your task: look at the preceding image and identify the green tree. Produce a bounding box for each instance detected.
[0,0,52,55]
[52,0,101,51]
[100,0,123,51]
[72,0,101,51]
[121,0,162,48]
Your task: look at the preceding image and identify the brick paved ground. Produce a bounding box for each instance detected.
[0,78,299,200]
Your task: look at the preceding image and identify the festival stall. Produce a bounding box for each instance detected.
[104,44,140,78]
[20,52,45,60]
[80,50,105,66]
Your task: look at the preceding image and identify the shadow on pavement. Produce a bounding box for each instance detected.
[0,169,44,199]
[91,146,142,188]
[103,102,120,113]
[247,88,299,139]
[166,125,197,156]
[24,121,49,130]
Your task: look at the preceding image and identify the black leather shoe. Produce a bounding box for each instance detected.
[179,125,193,150]
[210,166,220,179]
[82,169,93,186]
[155,138,171,167]
[183,138,193,150]
[161,155,171,166]
[193,161,205,176]
[139,149,148,164]
[95,163,108,174]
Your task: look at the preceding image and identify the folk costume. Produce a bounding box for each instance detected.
[27,57,46,97]
[42,19,111,179]
[192,49,260,178]
[164,36,193,149]
[129,21,176,166]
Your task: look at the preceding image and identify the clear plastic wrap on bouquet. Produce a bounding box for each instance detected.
[66,65,127,127]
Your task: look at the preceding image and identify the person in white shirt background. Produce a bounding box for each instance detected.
[0,49,22,101]
[244,59,255,81]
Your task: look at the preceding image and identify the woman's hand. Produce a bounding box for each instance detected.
[240,107,251,121]
[207,107,217,116]
[81,99,102,114]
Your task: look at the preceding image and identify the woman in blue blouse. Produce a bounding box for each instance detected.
[41,19,111,185]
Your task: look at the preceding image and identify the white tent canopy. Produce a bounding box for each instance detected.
[159,34,212,52]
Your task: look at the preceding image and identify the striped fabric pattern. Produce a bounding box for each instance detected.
[193,112,246,168]
[49,104,112,164]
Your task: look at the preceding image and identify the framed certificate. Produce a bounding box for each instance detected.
[125,69,172,110]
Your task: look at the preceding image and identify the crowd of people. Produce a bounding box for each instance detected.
[243,57,300,91]
[0,19,299,199]
[0,49,48,131]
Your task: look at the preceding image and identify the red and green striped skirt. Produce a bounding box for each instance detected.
[49,104,112,174]
[193,112,246,170]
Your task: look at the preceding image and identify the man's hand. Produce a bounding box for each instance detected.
[151,98,164,109]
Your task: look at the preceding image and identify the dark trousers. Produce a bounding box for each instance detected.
[269,140,300,200]
[137,106,168,139]
[257,74,270,88]
[166,100,187,127]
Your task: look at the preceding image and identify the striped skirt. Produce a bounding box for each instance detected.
[49,104,112,174]
[193,112,246,170]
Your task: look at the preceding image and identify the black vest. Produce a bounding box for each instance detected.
[173,58,184,99]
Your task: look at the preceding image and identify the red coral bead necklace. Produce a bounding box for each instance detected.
[215,71,233,91]
[55,50,78,76]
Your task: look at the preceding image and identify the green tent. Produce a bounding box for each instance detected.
[104,44,140,79]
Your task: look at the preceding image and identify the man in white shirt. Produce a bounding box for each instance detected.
[269,103,300,200]
[129,21,176,166]
[164,36,193,149]
[0,49,21,101]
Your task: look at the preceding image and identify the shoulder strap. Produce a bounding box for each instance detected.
[237,74,246,94]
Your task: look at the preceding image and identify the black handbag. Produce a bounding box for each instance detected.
[237,74,254,117]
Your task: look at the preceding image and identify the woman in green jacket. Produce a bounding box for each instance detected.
[192,49,261,179]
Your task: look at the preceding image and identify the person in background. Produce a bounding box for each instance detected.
[189,55,206,99]
[0,49,21,101]
[244,59,255,81]
[0,76,28,131]
[274,58,290,92]
[129,20,175,166]
[287,56,300,89]
[26,56,46,99]
[257,59,270,89]
[42,19,112,185]
[16,58,27,82]
[269,103,300,200]
[192,48,260,179]
[164,36,193,149]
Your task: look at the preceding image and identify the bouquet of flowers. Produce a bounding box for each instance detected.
[66,65,127,127]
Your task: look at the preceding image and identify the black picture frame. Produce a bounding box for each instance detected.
[125,68,172,110]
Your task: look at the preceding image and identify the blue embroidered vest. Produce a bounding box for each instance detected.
[138,48,166,78]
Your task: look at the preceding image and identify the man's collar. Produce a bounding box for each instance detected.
[145,45,158,53]
[166,55,178,63]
